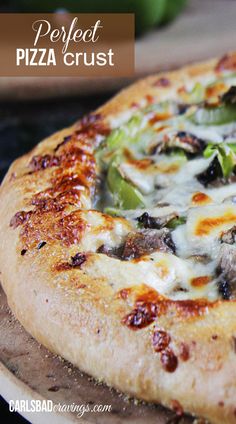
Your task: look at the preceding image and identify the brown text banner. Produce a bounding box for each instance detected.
[0,13,134,77]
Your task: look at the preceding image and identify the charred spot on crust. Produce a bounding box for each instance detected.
[11,113,107,256]
[54,114,110,153]
[20,249,27,256]
[122,301,158,330]
[56,252,87,272]
[76,113,110,139]
[54,135,72,152]
[10,211,32,229]
[37,241,47,250]
[179,343,190,361]
[122,286,214,331]
[160,348,178,373]
[215,54,236,72]
[211,334,218,340]
[197,156,223,187]
[153,330,171,352]
[29,154,60,173]
[170,400,183,416]
[71,252,87,268]
[153,77,171,87]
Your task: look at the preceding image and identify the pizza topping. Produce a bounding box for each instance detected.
[197,156,223,187]
[10,63,236,305]
[122,229,176,259]
[217,244,236,299]
[221,86,236,105]
[191,276,211,287]
[203,143,236,179]
[97,243,124,259]
[190,87,236,126]
[178,82,205,105]
[191,192,212,205]
[136,211,178,229]
[217,276,232,300]
[153,131,205,155]
[107,158,145,210]
[195,209,236,236]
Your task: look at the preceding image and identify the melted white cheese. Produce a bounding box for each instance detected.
[93,72,236,300]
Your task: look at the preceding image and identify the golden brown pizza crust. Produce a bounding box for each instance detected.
[1,54,236,424]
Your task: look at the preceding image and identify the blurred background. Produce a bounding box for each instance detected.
[0,1,236,421]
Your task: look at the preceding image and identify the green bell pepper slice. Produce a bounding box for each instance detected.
[203,143,236,178]
[189,104,236,126]
[107,160,144,210]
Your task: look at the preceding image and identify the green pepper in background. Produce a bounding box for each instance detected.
[190,105,236,126]
[17,0,187,34]
[161,0,187,24]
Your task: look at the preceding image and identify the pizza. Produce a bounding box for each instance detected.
[1,53,236,424]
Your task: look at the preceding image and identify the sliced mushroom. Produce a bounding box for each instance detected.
[223,195,236,204]
[187,254,211,264]
[97,244,124,259]
[220,226,236,244]
[197,156,223,187]
[153,131,205,155]
[136,211,178,230]
[122,228,176,260]
[217,243,236,299]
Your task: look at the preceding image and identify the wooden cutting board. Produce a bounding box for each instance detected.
[0,285,195,424]
[0,0,236,100]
